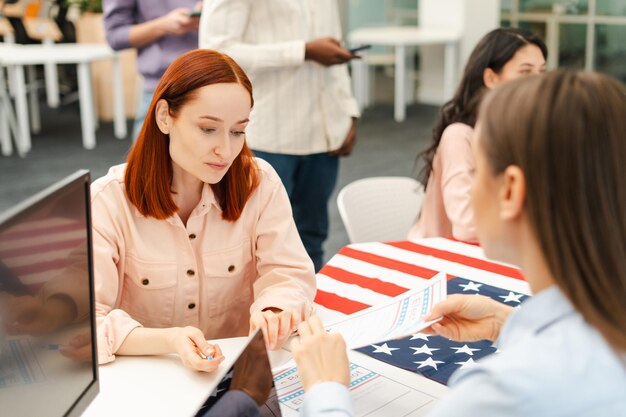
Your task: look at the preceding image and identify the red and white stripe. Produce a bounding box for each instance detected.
[0,218,85,292]
[314,238,530,322]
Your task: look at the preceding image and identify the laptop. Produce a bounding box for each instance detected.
[194,329,283,417]
[0,170,99,416]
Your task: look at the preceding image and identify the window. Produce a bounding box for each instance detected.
[502,0,626,81]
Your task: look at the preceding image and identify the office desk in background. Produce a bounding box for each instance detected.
[0,43,127,156]
[348,27,460,122]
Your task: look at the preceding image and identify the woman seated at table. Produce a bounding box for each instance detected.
[408,28,546,242]
[292,70,626,416]
[91,49,316,372]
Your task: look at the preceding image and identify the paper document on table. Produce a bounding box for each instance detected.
[272,354,443,417]
[325,272,447,349]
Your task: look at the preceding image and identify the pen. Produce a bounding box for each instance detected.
[43,343,70,350]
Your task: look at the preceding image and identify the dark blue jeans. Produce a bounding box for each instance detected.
[253,151,339,272]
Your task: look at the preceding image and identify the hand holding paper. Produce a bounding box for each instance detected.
[324,272,447,349]
[291,316,350,390]
[422,293,513,342]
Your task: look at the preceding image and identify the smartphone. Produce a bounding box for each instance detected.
[189,10,202,17]
[349,44,372,54]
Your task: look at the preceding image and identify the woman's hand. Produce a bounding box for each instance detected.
[61,332,92,363]
[4,294,76,335]
[422,294,513,342]
[291,316,350,391]
[249,308,301,350]
[171,326,224,372]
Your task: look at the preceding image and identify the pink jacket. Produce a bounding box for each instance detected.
[409,123,477,242]
[91,159,316,364]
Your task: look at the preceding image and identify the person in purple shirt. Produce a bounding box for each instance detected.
[103,0,201,140]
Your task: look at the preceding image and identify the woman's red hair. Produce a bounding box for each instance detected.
[125,49,259,222]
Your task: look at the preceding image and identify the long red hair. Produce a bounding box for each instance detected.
[125,49,259,221]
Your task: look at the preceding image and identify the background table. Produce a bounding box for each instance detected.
[348,27,460,122]
[0,43,127,156]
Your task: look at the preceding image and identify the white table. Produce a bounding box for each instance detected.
[0,56,19,156]
[81,337,272,417]
[0,43,127,156]
[348,27,461,122]
[82,336,446,417]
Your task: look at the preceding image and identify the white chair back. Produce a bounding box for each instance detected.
[337,176,424,244]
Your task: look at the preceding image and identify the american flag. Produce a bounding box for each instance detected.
[314,238,530,385]
[0,217,86,295]
[355,277,529,384]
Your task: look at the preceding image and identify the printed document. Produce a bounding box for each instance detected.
[324,272,447,349]
[272,351,446,417]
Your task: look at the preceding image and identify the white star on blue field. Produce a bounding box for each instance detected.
[356,277,529,385]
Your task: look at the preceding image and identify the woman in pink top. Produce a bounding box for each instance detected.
[91,49,316,371]
[409,28,547,242]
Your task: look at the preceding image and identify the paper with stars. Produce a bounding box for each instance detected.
[355,277,530,385]
[325,272,447,349]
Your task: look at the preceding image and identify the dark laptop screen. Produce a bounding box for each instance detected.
[195,330,283,417]
[0,170,99,416]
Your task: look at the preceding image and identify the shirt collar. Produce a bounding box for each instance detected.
[131,182,222,223]
[196,182,222,215]
[497,285,576,348]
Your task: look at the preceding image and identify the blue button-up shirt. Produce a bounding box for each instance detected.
[429,285,626,416]
[302,286,626,416]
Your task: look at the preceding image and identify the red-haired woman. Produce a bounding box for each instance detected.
[91,49,316,372]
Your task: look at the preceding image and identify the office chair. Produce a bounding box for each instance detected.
[337,176,424,244]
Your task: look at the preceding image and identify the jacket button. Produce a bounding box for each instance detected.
[141,278,149,286]
[228,265,235,273]
[186,269,195,276]
[189,233,196,240]
[188,303,196,310]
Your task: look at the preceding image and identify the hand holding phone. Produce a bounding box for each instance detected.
[349,44,372,54]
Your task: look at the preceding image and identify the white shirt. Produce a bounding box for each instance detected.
[199,0,360,155]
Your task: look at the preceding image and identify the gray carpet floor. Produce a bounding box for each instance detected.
[0,99,437,264]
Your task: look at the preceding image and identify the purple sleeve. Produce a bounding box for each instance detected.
[102,0,135,50]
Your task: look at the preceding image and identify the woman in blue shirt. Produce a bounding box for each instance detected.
[291,70,626,416]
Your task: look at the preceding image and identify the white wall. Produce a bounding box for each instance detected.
[418,0,501,104]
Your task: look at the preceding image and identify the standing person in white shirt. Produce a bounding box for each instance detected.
[199,0,360,271]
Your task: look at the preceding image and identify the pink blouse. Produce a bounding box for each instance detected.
[91,159,316,364]
[408,123,478,242]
